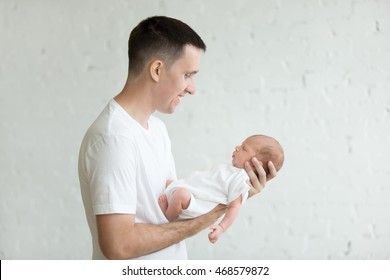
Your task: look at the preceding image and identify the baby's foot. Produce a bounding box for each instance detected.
[158,194,168,218]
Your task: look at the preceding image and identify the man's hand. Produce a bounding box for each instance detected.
[245,158,277,198]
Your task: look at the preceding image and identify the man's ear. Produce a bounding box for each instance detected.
[150,60,163,82]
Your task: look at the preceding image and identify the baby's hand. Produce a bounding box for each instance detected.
[208,225,224,244]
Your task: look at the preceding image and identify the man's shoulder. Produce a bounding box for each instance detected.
[81,102,139,147]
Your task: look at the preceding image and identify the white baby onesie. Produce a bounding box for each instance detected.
[164,163,250,220]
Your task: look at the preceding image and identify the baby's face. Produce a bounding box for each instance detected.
[231,137,259,168]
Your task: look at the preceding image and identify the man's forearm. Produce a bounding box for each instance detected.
[98,204,227,259]
[127,218,205,258]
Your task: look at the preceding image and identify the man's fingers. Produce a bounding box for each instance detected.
[244,161,257,180]
[246,158,268,198]
[246,159,278,198]
[266,161,277,181]
[251,157,267,187]
[245,160,260,197]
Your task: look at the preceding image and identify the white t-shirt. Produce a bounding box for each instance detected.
[164,164,250,220]
[78,99,187,259]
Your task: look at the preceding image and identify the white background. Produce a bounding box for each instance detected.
[1,0,389,259]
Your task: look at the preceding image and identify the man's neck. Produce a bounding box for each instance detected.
[114,81,155,129]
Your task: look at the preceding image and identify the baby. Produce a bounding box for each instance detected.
[158,134,284,243]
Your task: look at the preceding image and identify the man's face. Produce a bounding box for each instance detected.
[232,137,259,168]
[156,45,201,114]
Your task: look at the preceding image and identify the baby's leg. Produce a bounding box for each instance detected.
[159,188,191,222]
[158,179,175,214]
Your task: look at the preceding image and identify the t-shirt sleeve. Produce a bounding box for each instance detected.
[85,134,137,215]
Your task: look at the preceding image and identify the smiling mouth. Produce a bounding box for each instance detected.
[175,94,184,102]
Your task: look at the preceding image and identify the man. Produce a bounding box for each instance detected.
[78,16,276,260]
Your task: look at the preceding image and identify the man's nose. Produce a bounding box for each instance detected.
[185,81,196,95]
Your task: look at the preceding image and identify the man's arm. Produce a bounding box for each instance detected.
[97,204,227,259]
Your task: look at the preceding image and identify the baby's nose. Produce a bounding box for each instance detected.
[235,146,240,151]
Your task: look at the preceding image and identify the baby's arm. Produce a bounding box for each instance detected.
[208,195,242,244]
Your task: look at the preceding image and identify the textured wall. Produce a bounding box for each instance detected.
[1,0,389,259]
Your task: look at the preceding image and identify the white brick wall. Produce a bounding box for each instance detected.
[1,0,389,259]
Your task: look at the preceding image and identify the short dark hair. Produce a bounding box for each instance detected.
[128,16,206,76]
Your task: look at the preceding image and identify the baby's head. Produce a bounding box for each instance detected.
[232,134,284,174]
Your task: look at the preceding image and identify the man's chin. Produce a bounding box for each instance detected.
[157,107,176,114]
